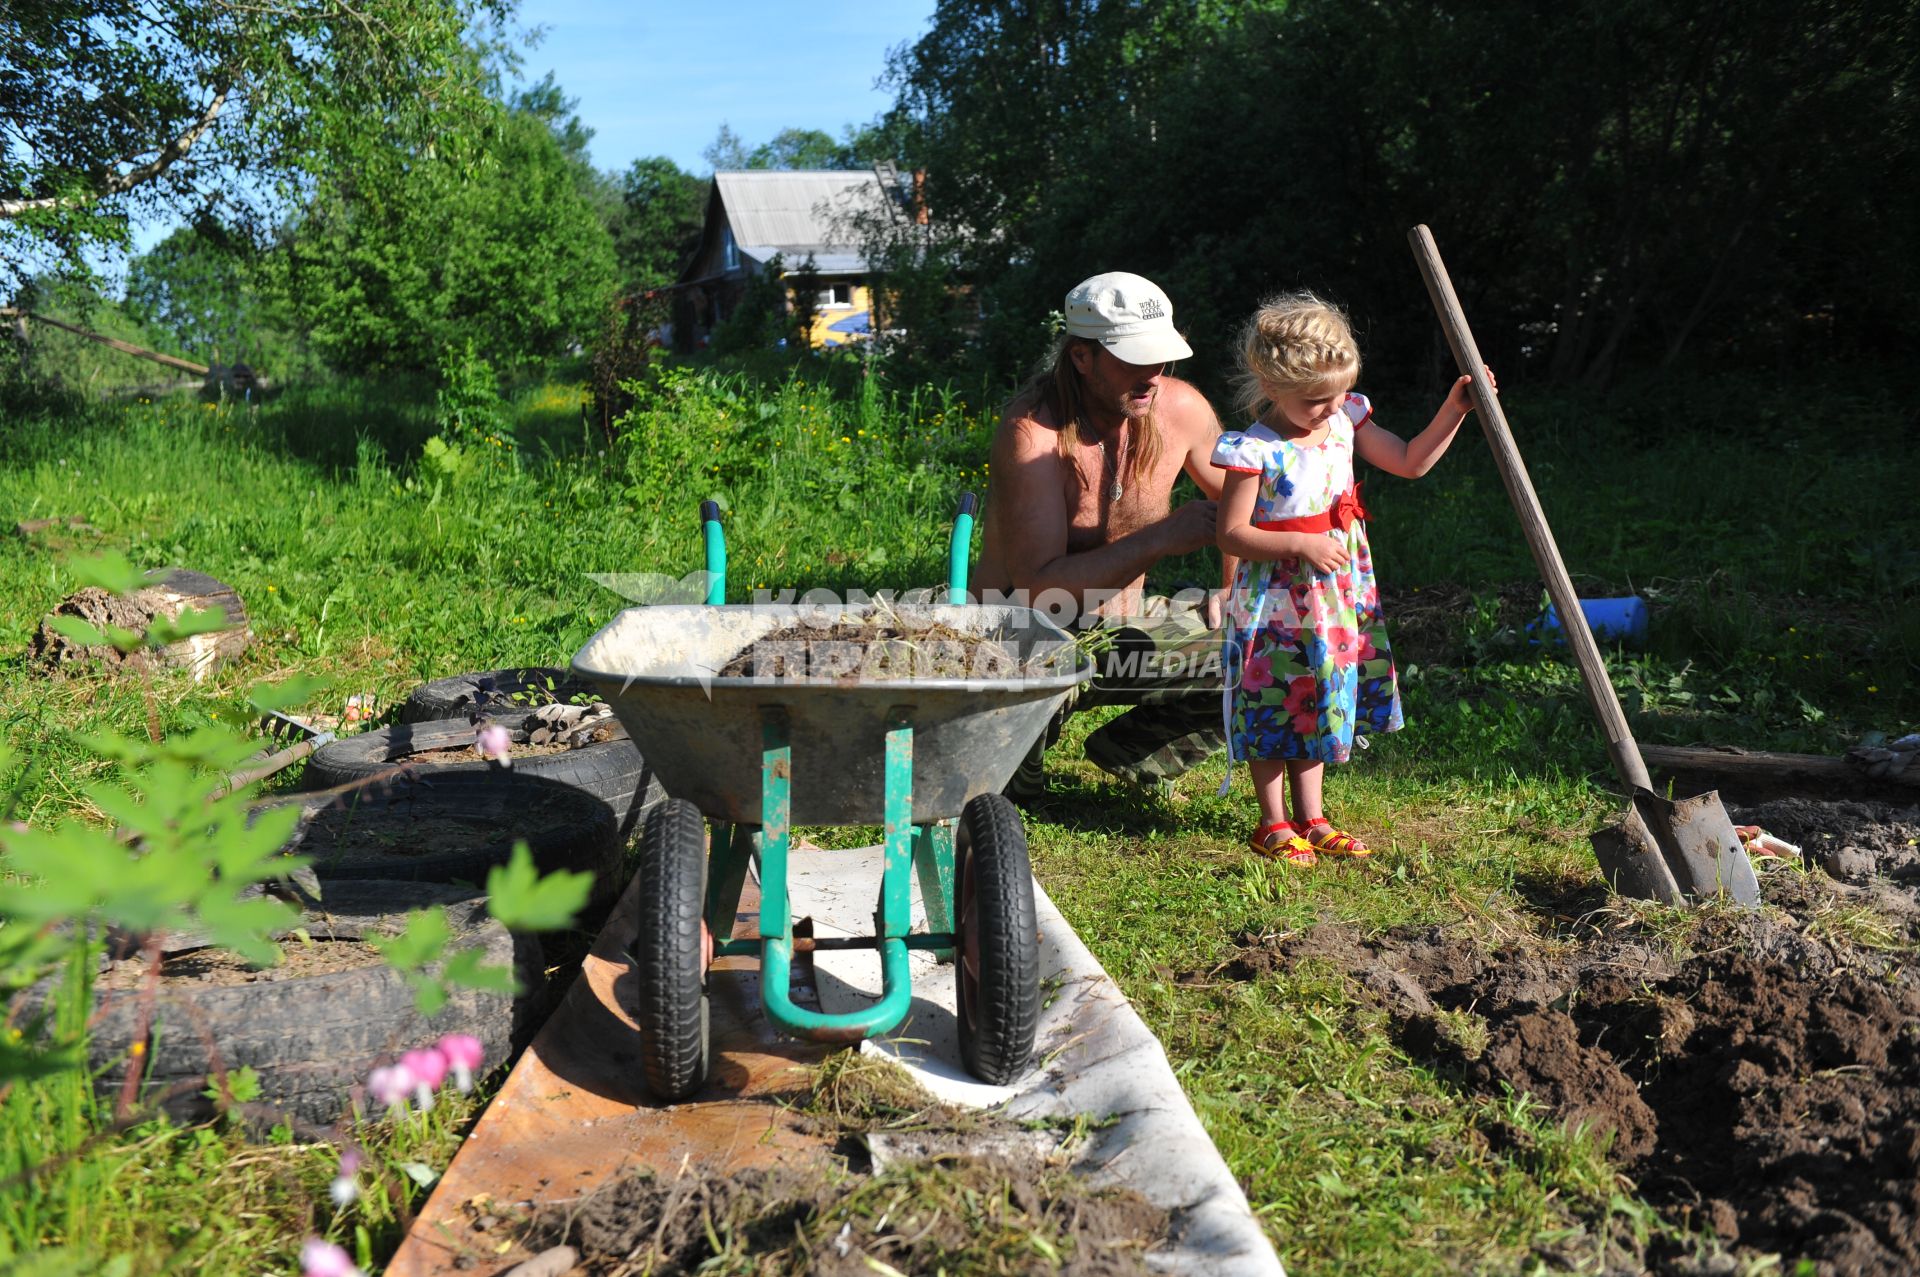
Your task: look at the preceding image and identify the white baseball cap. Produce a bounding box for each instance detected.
[1063,271,1194,366]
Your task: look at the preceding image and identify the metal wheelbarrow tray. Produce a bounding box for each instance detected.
[573,601,1090,1098]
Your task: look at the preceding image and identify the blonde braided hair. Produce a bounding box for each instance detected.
[1232,292,1361,423]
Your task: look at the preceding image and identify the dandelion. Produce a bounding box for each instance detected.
[475,723,512,767]
[365,1063,416,1116]
[401,1047,449,1111]
[301,1237,362,1277]
[437,1034,484,1093]
[1869,685,1879,693]
[329,1150,361,1207]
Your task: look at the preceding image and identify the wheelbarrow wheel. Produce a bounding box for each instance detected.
[955,792,1039,1084]
[634,798,711,1101]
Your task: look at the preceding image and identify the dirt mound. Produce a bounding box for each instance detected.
[1731,797,1920,882]
[1209,799,1920,1273]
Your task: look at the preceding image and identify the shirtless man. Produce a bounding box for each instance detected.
[975,271,1232,797]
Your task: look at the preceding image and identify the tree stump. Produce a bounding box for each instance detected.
[29,568,250,681]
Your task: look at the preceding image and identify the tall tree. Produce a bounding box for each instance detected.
[283,102,618,373]
[881,0,1920,389]
[0,0,515,294]
[612,158,707,290]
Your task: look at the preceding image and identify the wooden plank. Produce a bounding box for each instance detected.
[383,862,835,1277]
[1642,744,1918,792]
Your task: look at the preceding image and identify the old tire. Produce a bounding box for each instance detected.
[632,799,710,1101]
[955,793,1040,1084]
[301,717,664,841]
[258,774,621,891]
[400,667,596,724]
[86,880,541,1125]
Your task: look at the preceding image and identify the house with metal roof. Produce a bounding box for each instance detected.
[675,168,911,349]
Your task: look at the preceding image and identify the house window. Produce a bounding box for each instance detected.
[722,228,739,271]
[814,283,854,308]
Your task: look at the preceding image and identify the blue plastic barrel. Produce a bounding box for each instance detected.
[1538,596,1649,646]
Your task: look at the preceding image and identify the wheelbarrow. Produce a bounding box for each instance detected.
[571,497,1091,1100]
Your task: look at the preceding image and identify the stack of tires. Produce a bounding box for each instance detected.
[90,666,646,1126]
[310,666,665,842]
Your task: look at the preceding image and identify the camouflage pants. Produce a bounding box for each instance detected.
[1007,595,1226,797]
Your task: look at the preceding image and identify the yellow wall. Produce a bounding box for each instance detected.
[792,281,874,349]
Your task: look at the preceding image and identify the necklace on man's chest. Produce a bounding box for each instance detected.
[1092,427,1127,501]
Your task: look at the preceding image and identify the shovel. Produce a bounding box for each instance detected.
[1407,225,1758,907]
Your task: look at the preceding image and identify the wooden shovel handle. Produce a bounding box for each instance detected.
[1407,225,1653,793]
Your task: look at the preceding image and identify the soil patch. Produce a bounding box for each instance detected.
[97,937,385,990]
[718,619,1032,682]
[293,808,510,860]
[415,740,578,763]
[512,1051,1169,1275]
[1731,797,1920,883]
[1204,799,1920,1274]
[1380,581,1546,661]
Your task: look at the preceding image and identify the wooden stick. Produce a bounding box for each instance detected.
[0,308,209,376]
[1408,226,1654,792]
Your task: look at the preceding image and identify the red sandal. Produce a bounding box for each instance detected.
[1302,817,1372,859]
[1249,821,1317,866]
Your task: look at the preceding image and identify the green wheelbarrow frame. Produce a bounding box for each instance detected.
[692,495,979,1043]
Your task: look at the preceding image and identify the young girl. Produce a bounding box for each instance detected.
[1214,293,1492,864]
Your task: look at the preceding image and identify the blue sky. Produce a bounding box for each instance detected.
[511,1,940,176]
[115,3,936,259]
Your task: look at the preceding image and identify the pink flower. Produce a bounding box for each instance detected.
[301,1237,362,1277]
[365,1063,416,1116]
[437,1033,485,1093]
[401,1047,449,1111]
[329,1150,361,1207]
[475,723,512,766]
[1240,652,1274,692]
[1323,626,1362,667]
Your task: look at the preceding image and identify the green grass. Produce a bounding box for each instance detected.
[0,360,1914,1274]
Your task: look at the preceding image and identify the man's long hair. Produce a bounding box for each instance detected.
[1005,334,1162,491]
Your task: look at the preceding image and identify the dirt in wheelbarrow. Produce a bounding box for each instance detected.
[509,1050,1169,1275]
[717,618,1043,682]
[1197,797,1920,1275]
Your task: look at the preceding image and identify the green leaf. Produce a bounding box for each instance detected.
[101,624,144,654]
[412,978,448,1017]
[0,1034,84,1084]
[369,907,451,972]
[397,1161,439,1188]
[45,616,108,648]
[69,552,142,595]
[146,606,233,645]
[191,895,295,967]
[205,801,303,881]
[441,945,518,996]
[247,675,332,714]
[204,1064,263,1105]
[485,842,592,932]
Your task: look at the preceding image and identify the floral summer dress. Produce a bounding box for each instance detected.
[1212,392,1402,764]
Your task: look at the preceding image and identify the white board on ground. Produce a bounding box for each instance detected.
[784,841,1285,1277]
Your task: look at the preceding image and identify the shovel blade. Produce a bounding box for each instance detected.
[1590,787,1760,908]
